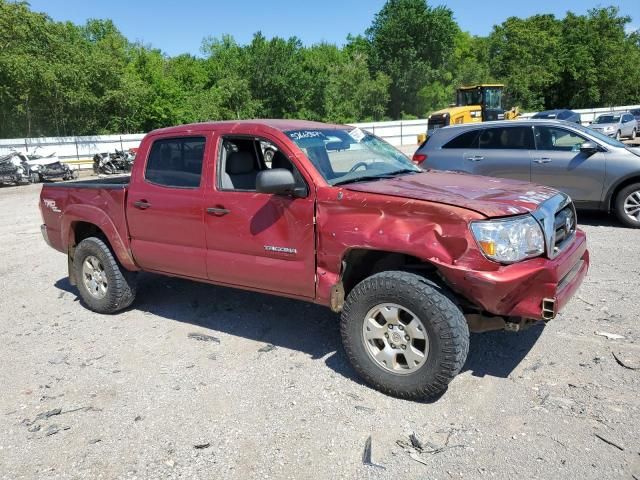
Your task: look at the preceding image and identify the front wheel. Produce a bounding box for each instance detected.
[615,130,621,141]
[614,183,640,228]
[340,271,469,399]
[74,237,137,313]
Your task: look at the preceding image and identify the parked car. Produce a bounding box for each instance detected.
[0,152,30,185]
[39,120,589,399]
[14,149,76,183]
[532,109,581,124]
[413,119,640,228]
[589,112,637,140]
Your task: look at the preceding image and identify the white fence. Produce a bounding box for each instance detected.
[1,103,638,169]
[0,134,145,169]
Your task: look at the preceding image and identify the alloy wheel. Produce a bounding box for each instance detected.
[362,303,429,375]
[82,255,108,299]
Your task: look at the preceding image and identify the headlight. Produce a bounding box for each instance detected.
[470,215,544,263]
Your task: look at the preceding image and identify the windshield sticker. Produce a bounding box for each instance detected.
[287,130,327,141]
[348,128,366,143]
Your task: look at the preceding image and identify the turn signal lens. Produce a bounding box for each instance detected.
[479,241,496,256]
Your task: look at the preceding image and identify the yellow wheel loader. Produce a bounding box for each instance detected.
[418,85,520,143]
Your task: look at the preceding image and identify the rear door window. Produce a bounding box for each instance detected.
[145,137,205,188]
[442,130,480,149]
[477,127,534,150]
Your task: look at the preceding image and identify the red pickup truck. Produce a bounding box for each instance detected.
[40,120,589,399]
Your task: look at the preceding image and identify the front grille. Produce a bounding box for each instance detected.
[553,205,576,250]
[532,193,576,259]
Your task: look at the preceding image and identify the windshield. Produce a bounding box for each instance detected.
[285,128,420,186]
[594,115,620,124]
[573,123,626,148]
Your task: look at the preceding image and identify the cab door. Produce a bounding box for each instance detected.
[531,125,605,205]
[203,133,316,299]
[127,134,210,279]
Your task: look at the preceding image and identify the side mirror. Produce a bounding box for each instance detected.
[256,168,297,195]
[580,141,598,154]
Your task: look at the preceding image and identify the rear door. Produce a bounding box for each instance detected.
[203,132,316,298]
[531,125,605,205]
[425,128,481,172]
[462,125,534,181]
[127,134,210,279]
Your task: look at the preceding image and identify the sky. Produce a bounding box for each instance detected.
[27,0,638,57]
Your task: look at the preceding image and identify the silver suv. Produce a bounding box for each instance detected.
[414,119,640,227]
[590,112,637,140]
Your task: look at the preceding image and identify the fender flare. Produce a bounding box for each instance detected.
[61,204,139,271]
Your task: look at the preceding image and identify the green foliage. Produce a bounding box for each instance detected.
[366,0,459,118]
[1,0,639,138]
[487,7,640,111]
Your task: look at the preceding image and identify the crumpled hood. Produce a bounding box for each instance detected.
[344,171,559,218]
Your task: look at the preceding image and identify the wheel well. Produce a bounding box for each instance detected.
[341,249,435,296]
[609,177,640,210]
[72,222,106,247]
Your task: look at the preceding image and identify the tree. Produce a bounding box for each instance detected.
[366,0,458,118]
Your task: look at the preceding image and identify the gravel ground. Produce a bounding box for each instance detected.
[0,181,638,480]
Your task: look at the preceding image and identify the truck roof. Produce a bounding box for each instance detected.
[148,119,348,136]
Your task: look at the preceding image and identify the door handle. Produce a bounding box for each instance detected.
[133,200,151,209]
[465,155,484,162]
[206,207,231,216]
[533,158,552,164]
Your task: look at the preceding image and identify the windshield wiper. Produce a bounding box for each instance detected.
[332,169,418,186]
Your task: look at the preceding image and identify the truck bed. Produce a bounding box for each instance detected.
[40,176,131,257]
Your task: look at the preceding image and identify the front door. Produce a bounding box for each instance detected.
[531,125,605,205]
[462,126,534,181]
[127,134,209,279]
[204,135,316,298]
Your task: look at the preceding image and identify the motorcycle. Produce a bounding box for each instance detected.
[93,149,133,175]
[0,152,30,185]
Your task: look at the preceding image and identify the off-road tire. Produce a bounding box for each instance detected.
[614,183,640,228]
[340,271,469,399]
[74,237,137,313]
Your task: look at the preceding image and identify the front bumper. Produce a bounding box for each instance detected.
[440,230,589,320]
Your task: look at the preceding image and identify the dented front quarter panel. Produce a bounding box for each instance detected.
[314,185,495,305]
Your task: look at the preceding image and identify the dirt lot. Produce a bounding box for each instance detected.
[0,181,638,480]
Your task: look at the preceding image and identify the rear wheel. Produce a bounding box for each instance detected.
[340,271,469,399]
[74,237,137,313]
[631,128,637,140]
[614,183,640,228]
